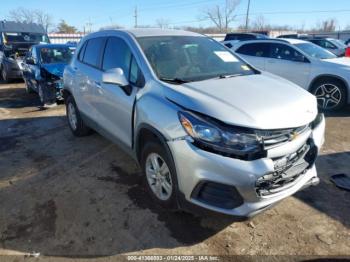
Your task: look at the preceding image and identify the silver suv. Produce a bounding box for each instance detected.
[63,29,325,217]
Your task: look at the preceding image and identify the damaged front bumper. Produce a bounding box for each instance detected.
[45,79,64,101]
[167,114,325,217]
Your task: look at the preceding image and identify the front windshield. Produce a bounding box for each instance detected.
[40,47,73,64]
[295,43,337,59]
[4,32,49,44]
[137,36,255,82]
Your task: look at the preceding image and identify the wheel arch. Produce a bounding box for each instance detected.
[62,89,72,101]
[135,123,169,164]
[309,74,349,92]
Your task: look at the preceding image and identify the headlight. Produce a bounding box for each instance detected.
[179,111,263,159]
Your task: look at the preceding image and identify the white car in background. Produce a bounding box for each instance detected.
[232,38,350,111]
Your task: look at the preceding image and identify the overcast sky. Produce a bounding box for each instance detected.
[0,0,349,31]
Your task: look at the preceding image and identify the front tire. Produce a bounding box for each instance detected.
[1,66,8,83]
[66,95,92,137]
[141,140,179,209]
[311,78,347,111]
[25,80,34,94]
[38,84,45,104]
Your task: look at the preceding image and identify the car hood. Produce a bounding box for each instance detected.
[41,63,66,78]
[163,73,317,130]
[322,57,350,68]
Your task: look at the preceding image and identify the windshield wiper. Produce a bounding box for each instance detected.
[218,74,242,79]
[159,77,190,84]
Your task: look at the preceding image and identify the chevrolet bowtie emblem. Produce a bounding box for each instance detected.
[290,132,299,141]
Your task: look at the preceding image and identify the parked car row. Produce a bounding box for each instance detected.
[0,21,76,107]
[232,38,350,111]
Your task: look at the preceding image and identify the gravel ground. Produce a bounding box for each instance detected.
[0,81,349,261]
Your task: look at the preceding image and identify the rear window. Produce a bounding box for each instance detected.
[225,34,255,41]
[82,38,106,68]
[236,43,270,57]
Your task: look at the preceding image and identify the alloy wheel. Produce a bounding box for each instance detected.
[314,83,342,110]
[145,153,173,201]
[67,102,78,131]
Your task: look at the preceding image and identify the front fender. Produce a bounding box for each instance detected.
[134,91,187,143]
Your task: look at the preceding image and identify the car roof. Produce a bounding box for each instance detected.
[233,38,309,48]
[34,44,71,49]
[98,28,203,38]
[278,38,309,44]
[226,32,264,36]
[0,20,46,34]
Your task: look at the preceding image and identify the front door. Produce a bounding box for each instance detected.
[94,36,144,148]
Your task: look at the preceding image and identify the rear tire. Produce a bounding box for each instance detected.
[66,95,92,137]
[140,140,179,209]
[311,78,347,111]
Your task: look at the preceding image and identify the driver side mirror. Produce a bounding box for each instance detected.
[26,57,35,65]
[102,68,132,95]
[294,55,308,63]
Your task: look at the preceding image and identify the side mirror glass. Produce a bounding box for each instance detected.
[294,55,307,63]
[26,58,35,65]
[102,68,129,87]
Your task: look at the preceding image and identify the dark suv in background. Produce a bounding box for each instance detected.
[222,33,269,48]
[0,20,49,82]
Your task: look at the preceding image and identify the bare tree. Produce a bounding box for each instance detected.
[9,7,35,23]
[315,18,337,32]
[202,0,241,33]
[251,15,268,31]
[156,18,171,29]
[8,8,53,32]
[34,10,53,33]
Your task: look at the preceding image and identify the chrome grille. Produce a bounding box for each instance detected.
[256,124,311,150]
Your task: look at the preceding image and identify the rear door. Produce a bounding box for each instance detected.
[235,42,270,70]
[74,37,106,122]
[94,36,144,148]
[265,43,311,88]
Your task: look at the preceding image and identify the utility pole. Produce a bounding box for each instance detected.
[134,6,138,28]
[245,0,251,31]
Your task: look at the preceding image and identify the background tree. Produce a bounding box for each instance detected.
[56,20,78,33]
[155,18,171,29]
[8,8,53,32]
[201,0,241,33]
[314,18,337,32]
[251,15,269,31]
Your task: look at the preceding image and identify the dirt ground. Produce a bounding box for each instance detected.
[0,81,349,261]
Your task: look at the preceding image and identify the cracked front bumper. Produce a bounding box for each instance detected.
[167,116,325,217]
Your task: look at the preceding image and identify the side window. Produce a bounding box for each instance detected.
[270,43,304,61]
[102,37,131,74]
[129,56,144,87]
[324,41,337,49]
[236,43,269,57]
[83,37,106,68]
[78,41,87,61]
